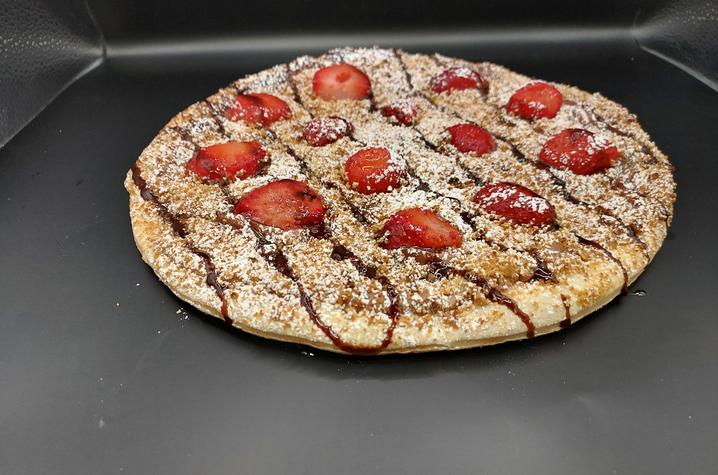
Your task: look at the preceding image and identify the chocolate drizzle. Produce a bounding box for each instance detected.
[195,250,230,323]
[559,294,572,328]
[323,181,369,224]
[202,99,228,136]
[426,260,535,337]
[453,267,535,338]
[531,254,556,282]
[131,163,187,237]
[329,243,401,352]
[486,286,535,338]
[285,64,304,108]
[170,126,197,146]
[130,163,230,322]
[575,235,629,294]
[244,219,399,354]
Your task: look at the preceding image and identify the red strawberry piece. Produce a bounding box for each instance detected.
[380,208,463,250]
[185,141,267,181]
[447,123,496,156]
[302,116,353,146]
[312,63,372,100]
[506,82,563,120]
[431,66,488,95]
[473,182,556,226]
[539,128,620,175]
[344,147,404,194]
[233,179,326,230]
[226,93,291,127]
[381,100,418,125]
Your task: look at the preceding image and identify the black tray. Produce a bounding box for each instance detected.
[1,15,717,475]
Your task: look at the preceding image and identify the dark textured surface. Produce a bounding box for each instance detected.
[87,0,670,42]
[0,0,102,147]
[636,0,718,91]
[1,39,717,474]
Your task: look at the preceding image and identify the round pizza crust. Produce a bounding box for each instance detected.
[125,47,675,354]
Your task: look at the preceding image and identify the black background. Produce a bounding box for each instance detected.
[1,1,717,474]
[88,0,670,42]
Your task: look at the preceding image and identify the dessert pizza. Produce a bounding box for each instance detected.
[125,47,675,354]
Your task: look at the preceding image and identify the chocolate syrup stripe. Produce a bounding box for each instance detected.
[286,63,536,337]
[174,102,400,355]
[242,218,397,355]
[202,99,229,136]
[559,294,572,328]
[130,163,230,322]
[427,260,535,337]
[575,236,629,294]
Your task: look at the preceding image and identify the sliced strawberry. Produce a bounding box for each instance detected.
[539,128,620,175]
[345,147,404,194]
[185,141,267,181]
[431,67,488,95]
[448,123,496,156]
[474,182,556,226]
[381,208,463,250]
[302,116,353,146]
[233,180,325,230]
[381,100,418,125]
[506,82,563,120]
[312,64,372,100]
[226,93,291,127]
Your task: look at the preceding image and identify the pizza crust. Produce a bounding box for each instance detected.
[125,47,674,354]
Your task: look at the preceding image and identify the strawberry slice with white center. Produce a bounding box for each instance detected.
[447,123,496,156]
[431,67,488,95]
[506,82,563,120]
[312,63,372,100]
[226,93,291,127]
[539,128,620,175]
[381,100,418,125]
[185,141,267,181]
[233,180,326,230]
[302,116,353,146]
[344,147,405,194]
[474,182,556,226]
[380,208,463,250]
